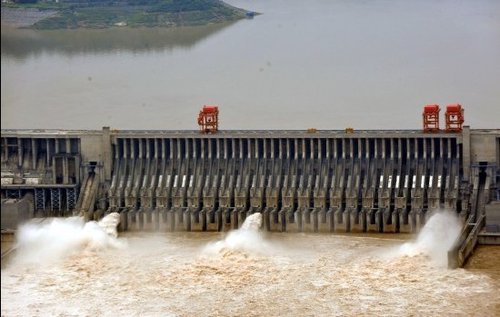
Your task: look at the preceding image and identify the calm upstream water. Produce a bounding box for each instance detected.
[1,0,499,130]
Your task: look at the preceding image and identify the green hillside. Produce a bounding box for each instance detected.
[3,0,251,29]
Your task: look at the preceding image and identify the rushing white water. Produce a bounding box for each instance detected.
[383,211,463,267]
[239,212,262,231]
[11,213,124,266]
[202,212,277,256]
[2,212,499,316]
[96,212,121,238]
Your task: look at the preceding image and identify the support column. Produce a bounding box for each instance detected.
[2,138,7,162]
[462,126,471,182]
[131,139,136,160]
[263,139,267,159]
[63,156,69,184]
[326,138,330,159]
[32,139,37,169]
[65,138,70,154]
[51,140,57,183]
[139,138,144,159]
[270,139,276,159]
[224,138,228,160]
[154,138,159,159]
[102,127,112,181]
[342,139,347,159]
[46,139,50,167]
[17,138,23,168]
[217,138,221,159]
[301,138,306,160]
[254,138,259,159]
[238,138,242,159]
[208,138,212,159]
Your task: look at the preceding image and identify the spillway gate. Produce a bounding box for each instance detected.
[107,133,467,233]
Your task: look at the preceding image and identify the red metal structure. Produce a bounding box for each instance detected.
[198,105,219,133]
[422,104,440,132]
[445,104,464,132]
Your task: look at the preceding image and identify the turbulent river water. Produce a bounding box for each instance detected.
[1,212,499,316]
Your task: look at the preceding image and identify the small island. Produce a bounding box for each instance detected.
[1,0,255,29]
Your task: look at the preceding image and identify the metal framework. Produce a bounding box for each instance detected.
[50,188,61,212]
[35,188,46,210]
[3,186,78,216]
[423,104,440,133]
[445,104,465,132]
[66,187,78,211]
[198,105,219,134]
[5,189,21,199]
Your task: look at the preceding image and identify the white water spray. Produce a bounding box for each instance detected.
[203,213,274,255]
[239,212,262,231]
[96,212,121,238]
[393,211,462,267]
[11,212,124,266]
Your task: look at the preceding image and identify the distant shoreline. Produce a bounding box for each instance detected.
[1,1,254,30]
[1,7,58,28]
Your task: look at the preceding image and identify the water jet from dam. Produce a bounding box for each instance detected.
[9,212,123,266]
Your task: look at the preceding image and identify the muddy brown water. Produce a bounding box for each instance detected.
[1,228,499,317]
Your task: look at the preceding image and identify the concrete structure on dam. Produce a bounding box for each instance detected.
[2,127,499,266]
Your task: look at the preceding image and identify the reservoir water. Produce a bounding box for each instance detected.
[1,0,500,130]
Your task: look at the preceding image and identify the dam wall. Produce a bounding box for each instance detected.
[1,128,499,233]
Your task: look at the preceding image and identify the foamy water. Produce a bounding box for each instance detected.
[202,213,279,256]
[384,211,463,267]
[2,213,499,317]
[10,213,124,266]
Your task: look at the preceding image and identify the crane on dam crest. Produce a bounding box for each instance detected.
[198,105,219,134]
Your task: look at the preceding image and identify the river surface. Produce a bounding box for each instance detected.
[1,213,500,316]
[1,0,500,130]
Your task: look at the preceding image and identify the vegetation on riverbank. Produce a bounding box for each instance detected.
[2,0,252,29]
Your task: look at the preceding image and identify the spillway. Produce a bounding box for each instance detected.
[1,128,498,231]
[2,127,499,266]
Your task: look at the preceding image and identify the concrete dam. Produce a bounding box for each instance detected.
[1,126,498,237]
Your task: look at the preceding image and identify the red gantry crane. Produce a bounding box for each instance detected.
[422,104,440,133]
[198,105,219,133]
[445,104,465,133]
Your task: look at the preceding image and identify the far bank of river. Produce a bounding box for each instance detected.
[1,7,58,28]
[1,1,251,29]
